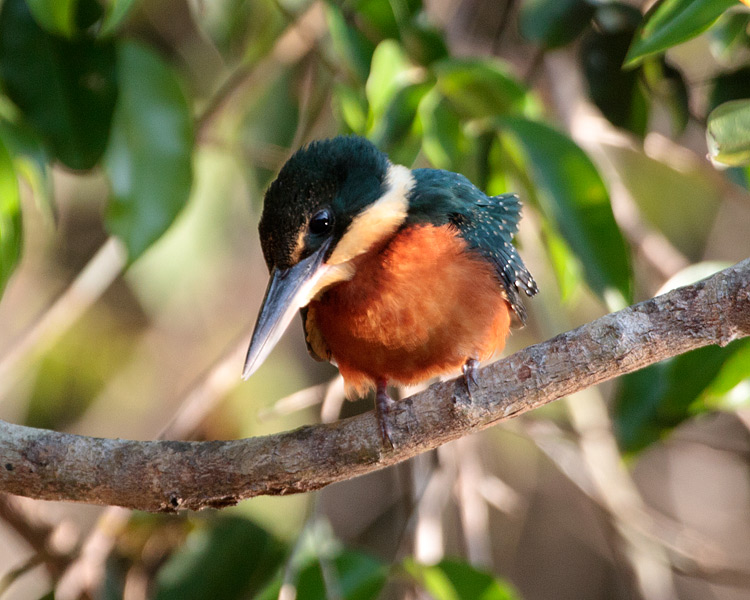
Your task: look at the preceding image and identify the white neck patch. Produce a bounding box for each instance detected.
[304,162,414,302]
[327,163,414,266]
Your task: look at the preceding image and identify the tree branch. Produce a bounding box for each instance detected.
[1,259,749,512]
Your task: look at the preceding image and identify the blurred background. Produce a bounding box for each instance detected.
[0,0,750,598]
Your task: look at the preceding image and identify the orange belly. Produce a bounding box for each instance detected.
[308,224,511,395]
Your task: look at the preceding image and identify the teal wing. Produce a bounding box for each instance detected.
[409,169,538,324]
[462,192,538,324]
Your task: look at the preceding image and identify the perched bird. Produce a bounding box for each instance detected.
[243,135,537,445]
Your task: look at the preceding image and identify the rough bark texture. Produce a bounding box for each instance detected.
[1,259,748,512]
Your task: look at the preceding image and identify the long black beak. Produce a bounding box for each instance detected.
[242,240,332,379]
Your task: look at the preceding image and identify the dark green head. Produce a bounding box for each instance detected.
[245,135,416,378]
[259,136,393,271]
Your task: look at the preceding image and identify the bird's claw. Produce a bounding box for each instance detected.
[462,358,480,402]
[375,383,397,449]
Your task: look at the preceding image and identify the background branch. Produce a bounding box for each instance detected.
[1,258,748,512]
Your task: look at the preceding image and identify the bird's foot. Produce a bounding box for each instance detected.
[375,380,397,449]
[461,358,480,402]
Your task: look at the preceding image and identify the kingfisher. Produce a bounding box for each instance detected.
[243,135,537,446]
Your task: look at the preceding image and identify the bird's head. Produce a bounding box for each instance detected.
[243,135,415,378]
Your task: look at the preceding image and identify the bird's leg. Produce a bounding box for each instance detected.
[462,358,480,401]
[375,378,397,448]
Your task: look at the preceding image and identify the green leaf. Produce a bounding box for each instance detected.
[709,11,750,62]
[625,0,737,66]
[353,0,400,39]
[296,551,387,600]
[104,41,194,260]
[580,17,649,136]
[0,0,118,170]
[0,135,22,298]
[614,262,750,453]
[544,224,584,304]
[369,81,433,157]
[154,517,285,600]
[366,40,412,120]
[364,39,430,163]
[334,83,369,134]
[657,62,690,135]
[255,520,387,600]
[604,145,719,259]
[615,338,750,453]
[326,3,375,82]
[419,89,466,170]
[434,58,528,119]
[25,0,77,36]
[400,17,449,65]
[404,558,520,600]
[501,117,632,307]
[519,0,596,48]
[709,66,750,112]
[0,118,54,222]
[707,99,750,167]
[191,0,283,64]
[240,67,300,191]
[702,342,750,409]
[99,0,139,36]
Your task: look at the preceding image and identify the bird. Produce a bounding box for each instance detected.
[242,135,537,446]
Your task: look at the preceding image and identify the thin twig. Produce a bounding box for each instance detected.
[0,553,45,597]
[0,238,126,403]
[0,494,76,581]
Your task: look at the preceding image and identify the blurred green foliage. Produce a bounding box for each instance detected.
[0,0,749,598]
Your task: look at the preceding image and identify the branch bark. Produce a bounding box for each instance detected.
[1,259,749,512]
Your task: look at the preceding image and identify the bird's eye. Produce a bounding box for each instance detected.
[309,209,333,235]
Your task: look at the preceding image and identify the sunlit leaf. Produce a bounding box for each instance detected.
[702,342,750,409]
[434,58,528,119]
[519,0,596,48]
[104,41,194,260]
[154,517,285,600]
[404,558,520,600]
[625,0,737,66]
[707,99,750,167]
[334,83,369,134]
[0,135,22,298]
[0,119,54,222]
[419,89,466,170]
[544,224,584,304]
[366,40,412,120]
[0,0,118,170]
[501,117,632,307]
[25,0,77,36]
